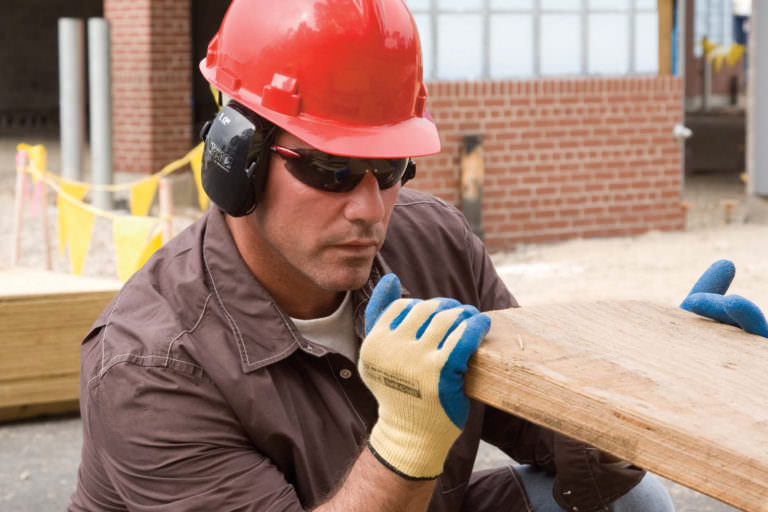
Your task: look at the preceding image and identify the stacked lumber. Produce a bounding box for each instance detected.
[0,268,120,421]
[467,301,768,511]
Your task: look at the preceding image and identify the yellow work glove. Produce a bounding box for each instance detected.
[359,274,491,479]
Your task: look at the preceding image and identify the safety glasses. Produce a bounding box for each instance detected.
[270,144,414,193]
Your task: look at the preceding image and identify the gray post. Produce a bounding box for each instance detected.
[58,18,85,181]
[748,0,768,196]
[88,18,114,210]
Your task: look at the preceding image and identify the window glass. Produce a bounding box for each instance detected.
[541,0,580,10]
[588,14,629,74]
[491,0,534,8]
[437,14,483,79]
[635,0,656,9]
[635,12,659,73]
[490,15,534,78]
[589,0,629,9]
[540,14,581,75]
[438,0,482,9]
[413,13,433,80]
[404,0,430,10]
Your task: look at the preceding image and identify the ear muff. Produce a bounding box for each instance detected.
[200,103,276,217]
[402,159,416,186]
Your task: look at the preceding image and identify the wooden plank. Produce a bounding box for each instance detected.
[466,301,768,511]
[658,0,674,75]
[0,400,80,423]
[0,268,120,420]
[0,266,121,298]
[0,374,81,410]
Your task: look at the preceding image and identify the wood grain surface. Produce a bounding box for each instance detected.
[466,301,768,511]
[0,268,120,420]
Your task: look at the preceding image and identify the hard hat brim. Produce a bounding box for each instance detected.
[201,64,441,159]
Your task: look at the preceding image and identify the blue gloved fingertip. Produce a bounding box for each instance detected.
[685,259,735,298]
[680,292,738,326]
[723,295,768,338]
[365,273,402,335]
[438,312,491,429]
[414,298,463,339]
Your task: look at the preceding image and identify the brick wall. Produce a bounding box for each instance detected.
[103,0,684,250]
[105,0,192,174]
[409,77,685,252]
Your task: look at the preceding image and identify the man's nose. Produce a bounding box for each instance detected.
[343,172,386,224]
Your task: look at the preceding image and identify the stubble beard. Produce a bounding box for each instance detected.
[305,228,384,292]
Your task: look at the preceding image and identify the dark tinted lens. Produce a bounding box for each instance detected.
[284,149,408,192]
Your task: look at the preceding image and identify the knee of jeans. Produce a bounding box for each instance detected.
[611,473,674,512]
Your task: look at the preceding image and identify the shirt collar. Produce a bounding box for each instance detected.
[201,208,410,372]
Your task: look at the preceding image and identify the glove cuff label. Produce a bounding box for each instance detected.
[361,362,422,398]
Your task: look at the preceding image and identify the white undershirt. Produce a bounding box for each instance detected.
[291,291,358,363]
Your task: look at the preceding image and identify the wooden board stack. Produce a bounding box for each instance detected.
[0,268,120,421]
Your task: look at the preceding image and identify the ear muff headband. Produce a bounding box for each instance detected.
[200,103,276,217]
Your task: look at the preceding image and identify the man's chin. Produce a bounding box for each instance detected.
[318,259,375,292]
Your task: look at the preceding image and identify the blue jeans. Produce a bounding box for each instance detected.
[514,465,675,511]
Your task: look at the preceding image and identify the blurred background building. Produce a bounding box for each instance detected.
[0,0,753,250]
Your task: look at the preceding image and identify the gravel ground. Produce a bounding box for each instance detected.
[1,135,761,510]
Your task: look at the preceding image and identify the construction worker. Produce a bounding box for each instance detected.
[70,0,675,510]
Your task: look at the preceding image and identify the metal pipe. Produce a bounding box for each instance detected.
[88,17,114,210]
[58,18,85,181]
[750,0,768,195]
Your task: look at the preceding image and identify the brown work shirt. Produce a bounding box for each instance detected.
[70,188,643,511]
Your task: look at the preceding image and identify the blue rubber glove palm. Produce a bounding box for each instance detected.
[680,259,768,338]
[360,273,491,479]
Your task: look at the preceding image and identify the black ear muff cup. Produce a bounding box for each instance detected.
[200,103,274,217]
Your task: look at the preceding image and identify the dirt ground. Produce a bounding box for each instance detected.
[1,135,763,510]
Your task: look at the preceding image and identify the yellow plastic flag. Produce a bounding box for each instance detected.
[187,143,209,211]
[17,143,46,182]
[702,37,717,58]
[209,84,223,109]
[727,43,745,67]
[64,201,95,275]
[113,217,158,281]
[130,176,159,217]
[57,183,89,255]
[712,53,726,73]
[137,231,163,270]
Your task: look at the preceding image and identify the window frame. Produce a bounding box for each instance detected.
[406,0,659,80]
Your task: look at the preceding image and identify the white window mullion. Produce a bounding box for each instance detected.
[629,0,636,73]
[430,0,438,80]
[581,0,588,74]
[483,0,491,79]
[534,0,541,76]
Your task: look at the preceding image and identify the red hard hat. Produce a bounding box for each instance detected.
[200,0,440,158]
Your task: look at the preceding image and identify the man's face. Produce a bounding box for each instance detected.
[248,130,401,293]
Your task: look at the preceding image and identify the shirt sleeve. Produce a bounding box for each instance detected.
[465,225,518,312]
[79,363,306,512]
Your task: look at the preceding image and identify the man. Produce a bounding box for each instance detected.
[71,0,674,510]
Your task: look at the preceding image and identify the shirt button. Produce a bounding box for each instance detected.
[339,368,353,379]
